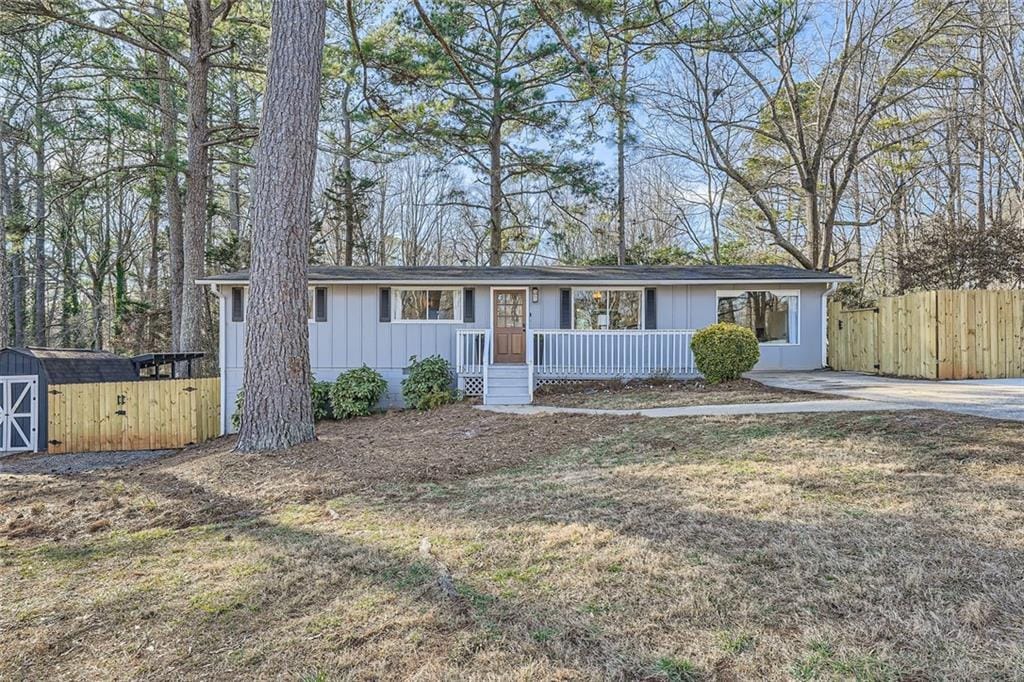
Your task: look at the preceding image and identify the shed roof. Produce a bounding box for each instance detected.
[198,264,850,285]
[2,347,140,384]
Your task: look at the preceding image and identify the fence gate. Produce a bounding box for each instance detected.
[47,377,219,454]
[828,290,1024,379]
[0,375,38,453]
[827,307,879,374]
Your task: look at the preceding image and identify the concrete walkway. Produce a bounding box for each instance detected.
[476,398,919,419]
[753,371,1024,422]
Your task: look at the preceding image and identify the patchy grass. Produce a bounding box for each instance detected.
[534,377,832,409]
[2,405,1023,679]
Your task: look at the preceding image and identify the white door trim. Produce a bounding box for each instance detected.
[0,375,38,454]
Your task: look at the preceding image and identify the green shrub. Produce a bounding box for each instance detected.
[231,389,244,430]
[232,381,336,428]
[401,355,458,410]
[690,322,760,383]
[311,380,335,421]
[330,365,388,419]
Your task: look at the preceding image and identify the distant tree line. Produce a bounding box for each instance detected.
[0,0,1021,357]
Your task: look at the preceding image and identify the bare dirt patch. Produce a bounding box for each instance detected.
[535,377,830,409]
[2,406,1022,680]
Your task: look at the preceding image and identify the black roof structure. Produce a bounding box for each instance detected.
[198,264,850,285]
[132,352,204,379]
[2,347,139,384]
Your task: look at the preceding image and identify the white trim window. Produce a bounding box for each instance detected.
[307,286,327,322]
[572,288,643,330]
[717,289,799,344]
[393,287,462,323]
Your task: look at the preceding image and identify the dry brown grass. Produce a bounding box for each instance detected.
[2,405,1023,680]
[534,377,830,410]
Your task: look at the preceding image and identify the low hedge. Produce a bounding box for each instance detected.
[690,323,760,383]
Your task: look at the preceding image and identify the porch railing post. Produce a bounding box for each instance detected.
[526,328,534,400]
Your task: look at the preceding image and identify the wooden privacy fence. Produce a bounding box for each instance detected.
[828,290,1024,379]
[47,377,220,454]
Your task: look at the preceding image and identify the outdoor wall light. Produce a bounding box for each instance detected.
[531,287,539,303]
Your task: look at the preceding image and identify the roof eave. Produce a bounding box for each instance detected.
[198,276,851,286]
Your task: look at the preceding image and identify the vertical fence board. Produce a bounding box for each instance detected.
[829,290,1023,380]
[46,378,220,455]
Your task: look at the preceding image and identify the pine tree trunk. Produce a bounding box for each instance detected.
[157,49,185,350]
[178,0,213,354]
[33,54,47,346]
[341,80,356,266]
[236,0,326,452]
[0,141,11,349]
[616,55,628,266]
[228,46,242,238]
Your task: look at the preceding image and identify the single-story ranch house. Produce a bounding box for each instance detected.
[199,265,849,433]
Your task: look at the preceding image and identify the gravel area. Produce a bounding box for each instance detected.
[0,449,177,475]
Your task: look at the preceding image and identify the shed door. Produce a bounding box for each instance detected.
[0,376,38,453]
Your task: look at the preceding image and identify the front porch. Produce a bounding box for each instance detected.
[456,328,699,405]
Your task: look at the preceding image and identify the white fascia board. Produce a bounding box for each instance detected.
[196,277,851,287]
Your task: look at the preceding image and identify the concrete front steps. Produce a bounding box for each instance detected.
[483,364,532,405]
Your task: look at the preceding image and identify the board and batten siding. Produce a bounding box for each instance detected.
[221,284,491,431]
[530,283,826,372]
[219,281,829,432]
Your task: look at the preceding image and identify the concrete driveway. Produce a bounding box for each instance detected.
[754,371,1024,422]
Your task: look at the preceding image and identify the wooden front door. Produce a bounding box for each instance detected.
[493,289,527,363]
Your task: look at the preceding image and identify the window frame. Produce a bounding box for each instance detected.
[230,286,245,323]
[391,286,464,324]
[570,287,646,331]
[715,289,801,346]
[308,286,328,323]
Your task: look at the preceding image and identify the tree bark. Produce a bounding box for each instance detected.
[487,13,503,266]
[236,0,326,452]
[0,140,10,348]
[615,53,629,266]
[340,80,356,266]
[33,49,46,346]
[157,49,185,350]
[178,0,214,354]
[228,45,242,238]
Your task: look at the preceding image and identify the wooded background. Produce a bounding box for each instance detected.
[0,0,1021,361]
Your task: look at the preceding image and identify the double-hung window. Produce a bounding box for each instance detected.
[393,288,462,322]
[572,289,642,330]
[716,290,799,344]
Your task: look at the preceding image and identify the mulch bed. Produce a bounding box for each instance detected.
[534,377,830,409]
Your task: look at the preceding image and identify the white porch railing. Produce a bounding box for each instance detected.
[456,329,488,375]
[530,329,697,378]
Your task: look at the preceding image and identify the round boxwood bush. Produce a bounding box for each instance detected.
[690,323,760,383]
[330,365,388,419]
[401,355,458,410]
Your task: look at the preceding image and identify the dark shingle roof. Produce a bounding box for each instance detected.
[5,347,140,384]
[199,264,849,284]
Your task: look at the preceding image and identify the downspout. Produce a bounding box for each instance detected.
[821,281,839,369]
[211,283,226,435]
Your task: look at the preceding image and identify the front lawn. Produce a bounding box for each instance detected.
[535,377,829,409]
[2,406,1022,679]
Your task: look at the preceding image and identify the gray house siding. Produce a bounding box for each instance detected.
[530,283,825,371]
[220,280,829,432]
